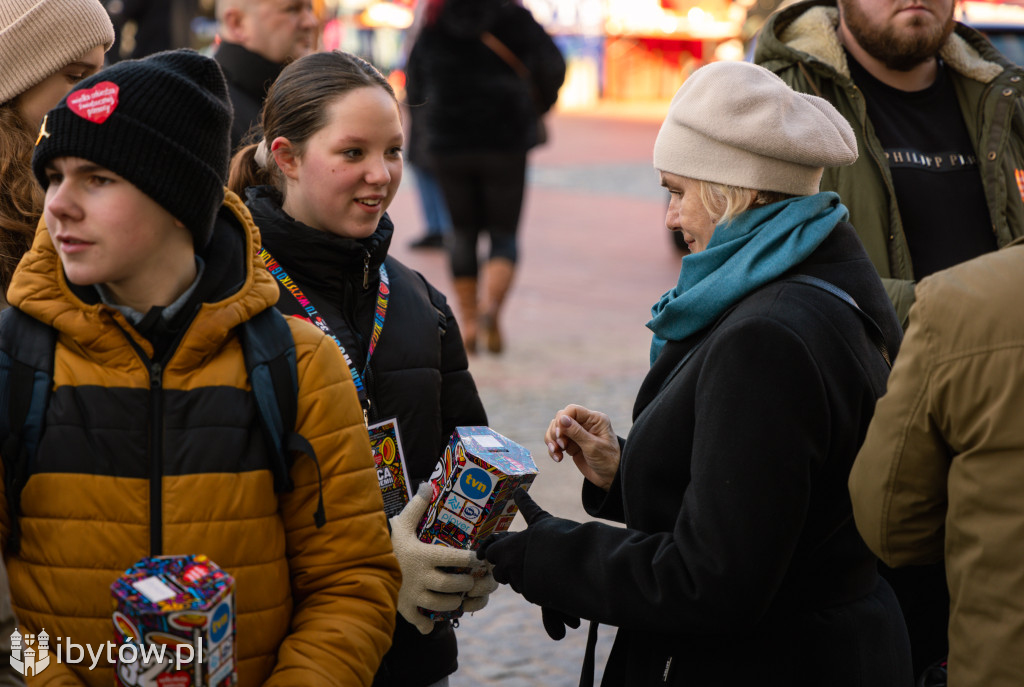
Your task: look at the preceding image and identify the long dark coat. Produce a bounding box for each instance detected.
[519,224,914,686]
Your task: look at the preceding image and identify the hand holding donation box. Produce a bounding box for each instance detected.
[416,427,538,619]
[111,554,236,687]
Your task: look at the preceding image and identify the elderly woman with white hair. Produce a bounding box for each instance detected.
[478,61,913,686]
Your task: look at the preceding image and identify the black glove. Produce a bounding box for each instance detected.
[476,488,551,593]
[542,607,581,640]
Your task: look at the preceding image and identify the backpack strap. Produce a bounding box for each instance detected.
[0,308,57,554]
[239,309,326,528]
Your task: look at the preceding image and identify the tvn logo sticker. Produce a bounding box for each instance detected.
[455,468,493,503]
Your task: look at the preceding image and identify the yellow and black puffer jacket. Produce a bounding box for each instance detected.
[1,191,401,687]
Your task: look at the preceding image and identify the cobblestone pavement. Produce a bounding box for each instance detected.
[388,105,680,686]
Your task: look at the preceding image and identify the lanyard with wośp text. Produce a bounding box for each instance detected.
[259,247,390,425]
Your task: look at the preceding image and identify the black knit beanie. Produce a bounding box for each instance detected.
[32,49,233,248]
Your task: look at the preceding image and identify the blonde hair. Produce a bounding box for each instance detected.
[697,181,794,226]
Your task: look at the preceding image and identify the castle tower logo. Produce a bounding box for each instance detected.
[11,627,51,676]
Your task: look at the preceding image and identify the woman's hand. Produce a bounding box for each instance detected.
[544,404,620,490]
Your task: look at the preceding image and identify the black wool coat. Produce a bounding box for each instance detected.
[405,0,565,155]
[247,187,487,686]
[519,224,914,686]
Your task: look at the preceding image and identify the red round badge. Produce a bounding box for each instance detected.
[66,81,119,124]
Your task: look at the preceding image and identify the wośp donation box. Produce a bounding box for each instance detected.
[416,427,538,618]
[111,554,236,687]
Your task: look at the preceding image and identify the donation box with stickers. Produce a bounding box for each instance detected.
[111,554,236,687]
[416,427,538,618]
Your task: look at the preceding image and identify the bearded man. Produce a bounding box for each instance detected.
[756,0,1024,328]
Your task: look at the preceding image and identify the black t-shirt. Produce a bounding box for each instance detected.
[848,52,997,279]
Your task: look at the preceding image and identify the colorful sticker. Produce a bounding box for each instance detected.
[457,468,493,502]
[368,418,412,517]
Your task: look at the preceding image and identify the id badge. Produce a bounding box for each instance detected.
[367,417,413,517]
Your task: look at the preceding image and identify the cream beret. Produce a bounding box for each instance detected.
[0,0,114,106]
[653,61,857,196]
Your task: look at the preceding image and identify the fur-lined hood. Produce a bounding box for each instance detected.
[757,0,1013,84]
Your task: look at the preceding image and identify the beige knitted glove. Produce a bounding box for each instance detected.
[389,483,479,634]
[461,564,499,613]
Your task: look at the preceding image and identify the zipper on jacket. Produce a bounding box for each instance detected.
[362,250,371,289]
[112,307,200,558]
[149,361,164,556]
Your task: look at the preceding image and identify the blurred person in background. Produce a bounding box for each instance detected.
[0,0,113,304]
[214,0,318,149]
[405,136,454,251]
[406,0,565,354]
[103,0,198,62]
[405,0,453,251]
[228,49,492,687]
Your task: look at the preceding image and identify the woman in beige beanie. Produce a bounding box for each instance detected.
[479,61,914,686]
[0,0,113,299]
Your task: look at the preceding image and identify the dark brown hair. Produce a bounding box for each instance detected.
[227,50,397,199]
[0,102,42,294]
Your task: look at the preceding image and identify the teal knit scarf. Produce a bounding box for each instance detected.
[648,192,847,364]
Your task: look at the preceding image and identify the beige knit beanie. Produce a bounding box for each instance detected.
[653,61,857,196]
[0,0,114,106]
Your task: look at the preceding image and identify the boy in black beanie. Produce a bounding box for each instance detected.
[2,49,400,687]
[31,48,231,354]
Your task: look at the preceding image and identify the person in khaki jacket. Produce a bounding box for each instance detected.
[850,236,1024,687]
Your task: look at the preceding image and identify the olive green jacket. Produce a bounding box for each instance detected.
[755,0,1024,326]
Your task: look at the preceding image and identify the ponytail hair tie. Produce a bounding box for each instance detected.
[254,139,270,169]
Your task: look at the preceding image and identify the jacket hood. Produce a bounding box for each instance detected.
[246,184,393,281]
[436,0,502,38]
[8,189,279,364]
[757,0,1011,84]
